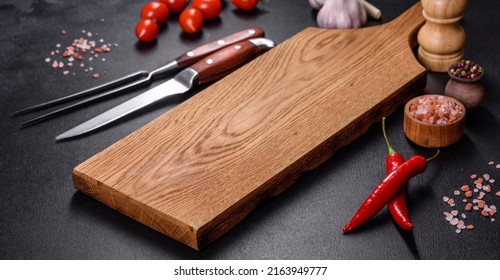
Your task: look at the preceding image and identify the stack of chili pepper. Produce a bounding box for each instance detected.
[342,117,439,233]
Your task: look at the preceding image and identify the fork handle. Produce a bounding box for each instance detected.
[175,27,265,68]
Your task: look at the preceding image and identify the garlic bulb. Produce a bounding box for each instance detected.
[316,0,367,29]
[308,0,325,10]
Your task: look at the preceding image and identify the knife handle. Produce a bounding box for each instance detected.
[190,38,275,85]
[175,27,265,68]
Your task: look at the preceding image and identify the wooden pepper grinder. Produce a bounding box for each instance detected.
[417,0,468,72]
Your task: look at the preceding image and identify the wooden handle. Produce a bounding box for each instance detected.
[175,27,265,68]
[189,38,274,85]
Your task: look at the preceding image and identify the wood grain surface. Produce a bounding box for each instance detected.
[73,2,427,250]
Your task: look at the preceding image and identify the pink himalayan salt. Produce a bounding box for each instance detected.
[408,95,464,125]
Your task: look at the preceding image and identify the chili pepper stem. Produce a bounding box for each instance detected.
[382,117,395,155]
[426,149,440,162]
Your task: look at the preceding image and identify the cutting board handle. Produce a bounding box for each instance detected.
[386,1,425,47]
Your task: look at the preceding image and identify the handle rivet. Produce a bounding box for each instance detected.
[217,40,225,45]
[234,45,242,50]
[206,58,214,65]
[248,29,256,34]
[187,51,194,57]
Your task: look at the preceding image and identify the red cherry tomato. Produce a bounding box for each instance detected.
[135,19,159,42]
[141,2,169,24]
[160,0,187,14]
[191,0,222,20]
[179,8,204,34]
[231,0,259,10]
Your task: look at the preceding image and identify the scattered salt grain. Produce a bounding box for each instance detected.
[46,25,115,79]
[489,161,495,165]
[455,229,461,233]
[444,212,453,221]
[483,174,490,181]
[443,196,450,202]
[465,203,473,211]
[447,198,456,206]
[450,218,459,225]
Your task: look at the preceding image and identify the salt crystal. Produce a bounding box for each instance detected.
[465,203,472,211]
[443,196,450,202]
[491,218,495,222]
[461,213,466,219]
[451,210,459,216]
[455,229,461,233]
[488,161,495,165]
[489,179,495,183]
[63,70,69,75]
[471,174,477,179]
[447,198,456,206]
[450,218,459,225]
[496,191,500,197]
[454,190,461,196]
[496,164,500,169]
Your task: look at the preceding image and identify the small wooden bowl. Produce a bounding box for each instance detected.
[404,95,466,148]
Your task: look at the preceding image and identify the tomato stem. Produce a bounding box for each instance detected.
[382,117,396,155]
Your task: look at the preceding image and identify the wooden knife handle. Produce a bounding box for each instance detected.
[190,38,275,85]
[175,27,265,68]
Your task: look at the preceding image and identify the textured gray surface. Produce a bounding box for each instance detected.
[1,0,500,259]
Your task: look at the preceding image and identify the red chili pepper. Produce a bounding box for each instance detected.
[342,148,439,233]
[383,117,414,231]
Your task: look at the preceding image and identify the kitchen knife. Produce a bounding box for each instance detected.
[55,37,275,141]
[12,27,265,117]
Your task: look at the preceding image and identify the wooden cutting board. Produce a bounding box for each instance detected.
[73,3,426,250]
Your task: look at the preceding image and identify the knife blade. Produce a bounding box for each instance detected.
[12,27,265,117]
[55,37,275,141]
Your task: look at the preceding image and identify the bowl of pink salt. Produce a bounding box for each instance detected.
[404,94,466,148]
